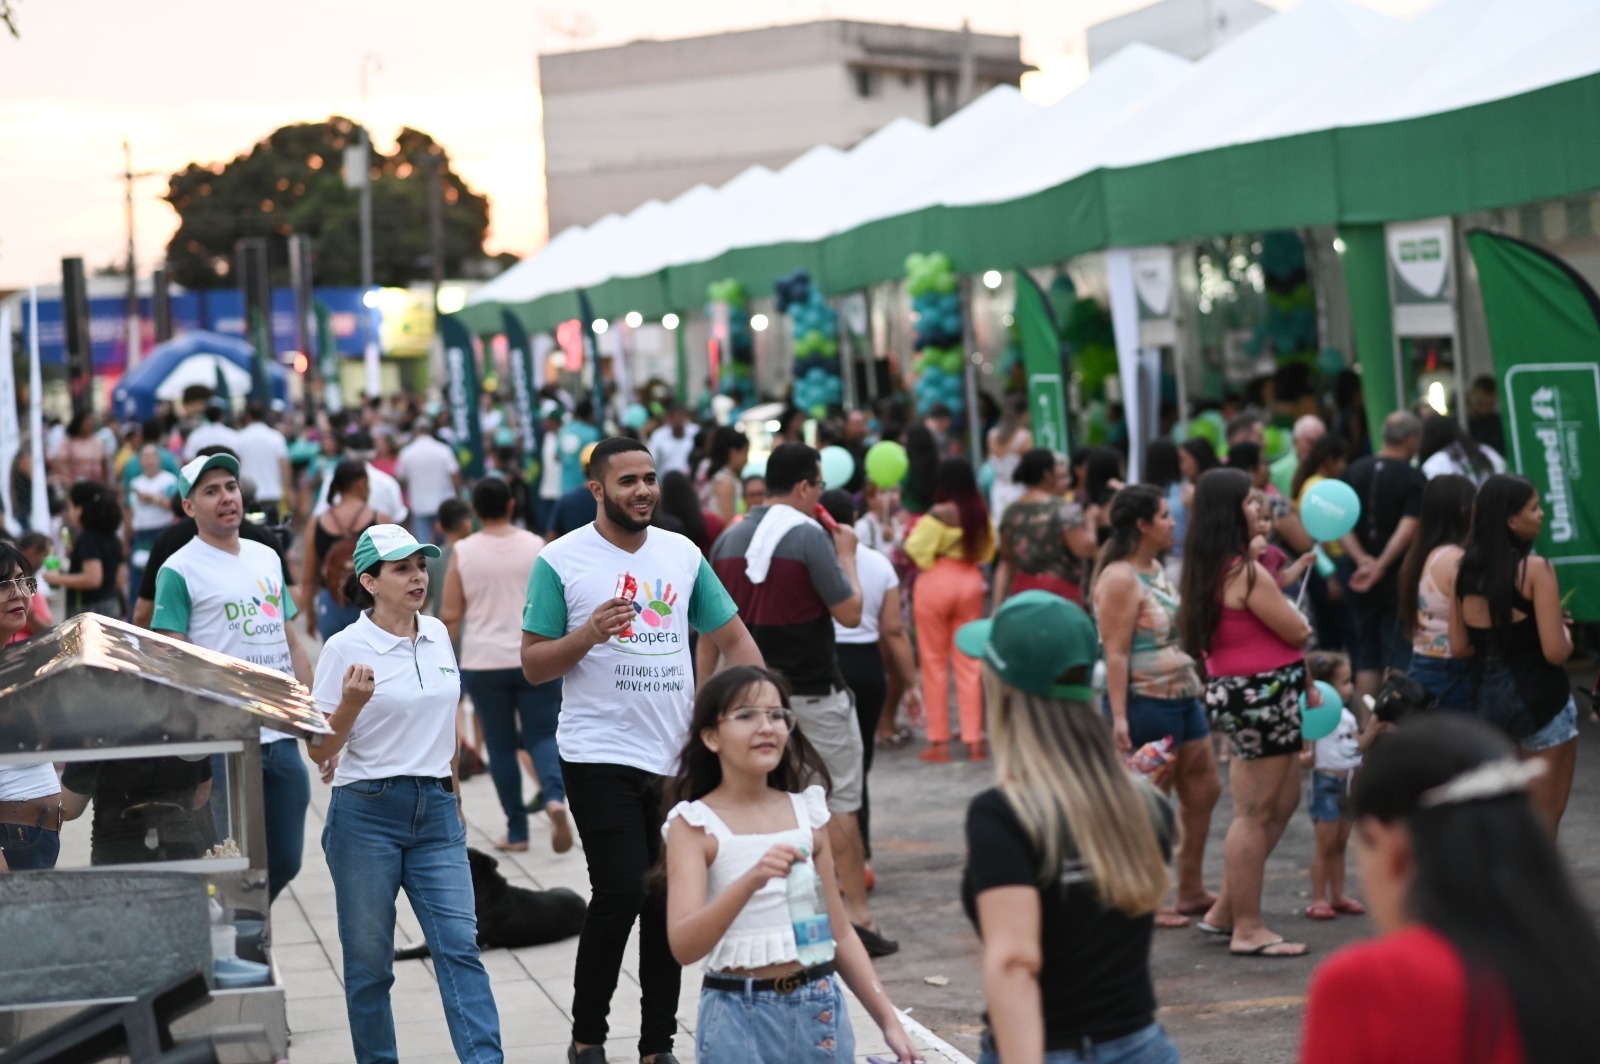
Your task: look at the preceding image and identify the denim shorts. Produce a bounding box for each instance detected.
[1350,593,1412,676]
[1407,655,1474,715]
[0,823,60,870]
[979,1022,1178,1064]
[696,973,854,1064]
[1308,770,1351,823]
[1522,698,1579,753]
[1105,693,1210,749]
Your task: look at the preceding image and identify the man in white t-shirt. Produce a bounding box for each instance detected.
[521,436,761,1064]
[183,404,243,461]
[646,405,696,477]
[151,453,314,903]
[395,419,462,545]
[234,402,292,515]
[536,401,565,535]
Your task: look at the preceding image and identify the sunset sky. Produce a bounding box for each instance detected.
[0,0,1435,289]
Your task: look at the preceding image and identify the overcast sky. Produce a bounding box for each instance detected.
[0,0,1434,289]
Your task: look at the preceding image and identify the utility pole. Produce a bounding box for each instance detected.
[121,138,159,369]
[426,148,447,392]
[358,53,381,296]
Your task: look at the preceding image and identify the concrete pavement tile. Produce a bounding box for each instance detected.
[281,967,345,1000]
[285,994,352,1034]
[508,936,580,981]
[273,941,336,973]
[281,1027,355,1064]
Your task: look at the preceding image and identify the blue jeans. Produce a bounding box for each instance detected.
[323,776,502,1064]
[696,974,855,1064]
[412,514,439,545]
[464,668,564,844]
[1106,692,1210,749]
[317,589,364,641]
[980,1023,1178,1064]
[261,739,310,902]
[0,823,60,870]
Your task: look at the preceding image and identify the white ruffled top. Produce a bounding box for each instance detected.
[663,784,832,971]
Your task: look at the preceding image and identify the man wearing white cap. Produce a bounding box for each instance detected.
[151,453,314,902]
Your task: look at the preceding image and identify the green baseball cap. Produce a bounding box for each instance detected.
[955,590,1099,701]
[351,523,441,575]
[178,453,240,497]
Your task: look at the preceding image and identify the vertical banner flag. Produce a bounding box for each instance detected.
[1105,248,1147,482]
[248,306,275,404]
[575,290,605,424]
[26,290,48,535]
[504,311,539,470]
[1013,269,1071,456]
[0,308,19,536]
[1466,230,1600,621]
[438,314,485,479]
[315,300,344,414]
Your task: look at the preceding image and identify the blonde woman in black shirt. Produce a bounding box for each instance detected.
[957,591,1175,1064]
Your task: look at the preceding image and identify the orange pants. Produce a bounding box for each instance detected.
[913,557,986,744]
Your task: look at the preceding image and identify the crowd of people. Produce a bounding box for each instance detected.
[0,376,1597,1064]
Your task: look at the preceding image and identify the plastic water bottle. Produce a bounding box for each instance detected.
[785,847,835,965]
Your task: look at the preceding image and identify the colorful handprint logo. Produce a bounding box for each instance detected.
[253,577,283,621]
[631,577,678,630]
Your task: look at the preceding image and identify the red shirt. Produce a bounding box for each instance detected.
[1301,926,1524,1064]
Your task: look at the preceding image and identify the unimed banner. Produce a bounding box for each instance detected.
[439,314,485,479]
[1013,270,1070,456]
[1467,230,1600,620]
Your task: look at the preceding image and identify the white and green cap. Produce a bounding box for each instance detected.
[351,523,441,575]
[178,453,240,497]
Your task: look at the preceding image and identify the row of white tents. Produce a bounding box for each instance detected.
[461,0,1600,334]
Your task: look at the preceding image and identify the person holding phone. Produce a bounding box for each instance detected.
[310,524,502,1064]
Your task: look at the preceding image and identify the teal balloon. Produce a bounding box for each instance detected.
[623,403,650,430]
[1301,478,1361,542]
[820,445,855,490]
[1301,681,1344,740]
[864,441,909,488]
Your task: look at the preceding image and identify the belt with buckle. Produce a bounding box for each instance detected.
[703,961,835,995]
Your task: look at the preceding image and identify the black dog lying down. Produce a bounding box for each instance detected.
[395,847,587,961]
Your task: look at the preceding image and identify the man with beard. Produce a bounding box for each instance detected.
[521,435,762,1064]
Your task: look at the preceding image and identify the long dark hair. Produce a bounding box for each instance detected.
[1081,446,1123,508]
[706,427,748,479]
[902,425,940,514]
[1090,484,1163,595]
[933,457,991,562]
[1291,433,1349,500]
[1180,437,1220,478]
[328,459,369,504]
[664,665,832,807]
[1420,414,1493,478]
[1352,715,1600,1063]
[657,471,707,548]
[1177,467,1254,660]
[1398,475,1476,638]
[1142,440,1181,490]
[1455,474,1537,631]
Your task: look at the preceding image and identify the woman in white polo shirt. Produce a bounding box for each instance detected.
[310,524,503,1064]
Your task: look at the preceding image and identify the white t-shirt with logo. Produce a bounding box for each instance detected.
[312,612,459,785]
[1314,708,1362,773]
[395,435,461,517]
[835,543,897,645]
[522,524,738,776]
[235,423,290,502]
[151,537,299,744]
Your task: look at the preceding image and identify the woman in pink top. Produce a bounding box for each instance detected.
[440,477,571,854]
[1178,467,1315,958]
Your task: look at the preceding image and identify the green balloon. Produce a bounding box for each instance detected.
[864,441,909,488]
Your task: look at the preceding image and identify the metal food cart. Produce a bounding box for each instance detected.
[0,615,330,1063]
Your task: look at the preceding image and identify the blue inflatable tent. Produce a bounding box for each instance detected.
[111,331,289,421]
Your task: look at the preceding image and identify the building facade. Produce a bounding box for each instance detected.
[539,20,1030,236]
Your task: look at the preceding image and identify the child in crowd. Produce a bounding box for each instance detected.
[1303,651,1366,921]
[662,665,919,1064]
[1248,488,1314,590]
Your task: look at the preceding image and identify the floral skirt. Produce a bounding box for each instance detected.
[1204,662,1306,760]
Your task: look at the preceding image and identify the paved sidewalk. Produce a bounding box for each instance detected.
[271,766,924,1064]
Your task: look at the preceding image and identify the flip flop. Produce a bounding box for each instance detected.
[1195,920,1233,936]
[1304,902,1336,920]
[1230,937,1309,958]
[1154,909,1192,929]
[1331,898,1367,915]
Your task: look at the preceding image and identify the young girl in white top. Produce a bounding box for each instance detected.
[1302,652,1366,922]
[663,665,920,1064]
